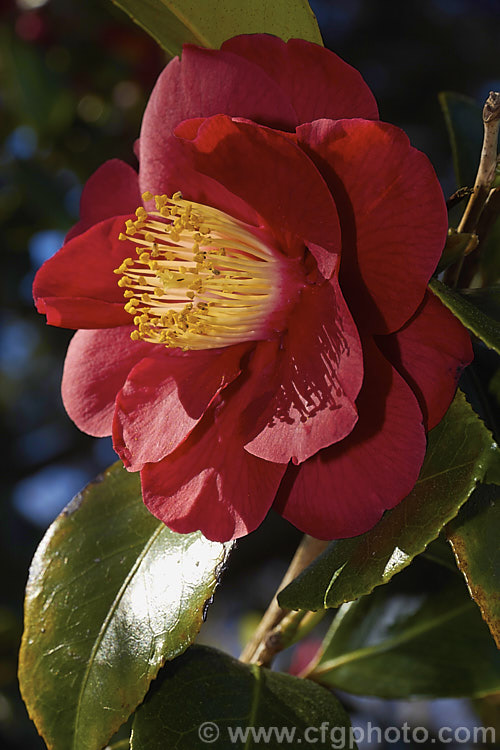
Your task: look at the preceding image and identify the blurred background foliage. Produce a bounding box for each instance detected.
[1,0,499,747]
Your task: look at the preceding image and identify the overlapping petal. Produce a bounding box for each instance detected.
[297,118,448,333]
[276,339,426,539]
[222,34,379,124]
[175,114,341,257]
[33,35,472,544]
[62,327,155,437]
[113,344,248,471]
[377,291,473,430]
[33,216,135,329]
[141,343,287,541]
[139,43,298,198]
[245,277,363,464]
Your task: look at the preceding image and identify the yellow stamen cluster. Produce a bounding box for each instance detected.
[115,191,285,350]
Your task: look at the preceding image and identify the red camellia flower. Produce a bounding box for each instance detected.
[33,35,473,542]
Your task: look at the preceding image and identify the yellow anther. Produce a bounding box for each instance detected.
[116,189,288,349]
[155,194,168,210]
[130,330,142,341]
[119,233,128,241]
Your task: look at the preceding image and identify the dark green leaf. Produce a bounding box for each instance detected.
[18,463,229,750]
[309,572,500,699]
[439,92,482,190]
[459,286,500,321]
[131,645,355,749]
[111,0,322,58]
[429,278,500,355]
[448,483,500,648]
[279,391,497,611]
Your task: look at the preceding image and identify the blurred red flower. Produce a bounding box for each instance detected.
[33,35,472,541]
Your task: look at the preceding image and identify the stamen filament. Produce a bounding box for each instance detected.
[114,191,301,350]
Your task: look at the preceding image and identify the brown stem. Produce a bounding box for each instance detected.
[458,91,500,235]
[239,535,329,666]
[445,91,500,288]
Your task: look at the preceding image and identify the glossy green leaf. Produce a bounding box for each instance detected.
[448,483,500,648]
[111,0,322,58]
[429,278,500,355]
[309,571,500,699]
[439,91,482,190]
[279,391,498,611]
[18,463,229,750]
[131,645,354,749]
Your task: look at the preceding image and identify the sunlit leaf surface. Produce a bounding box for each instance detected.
[111,0,323,57]
[19,463,229,750]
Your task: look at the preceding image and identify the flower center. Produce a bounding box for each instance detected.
[115,191,300,350]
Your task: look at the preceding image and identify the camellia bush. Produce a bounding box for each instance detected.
[17,1,500,748]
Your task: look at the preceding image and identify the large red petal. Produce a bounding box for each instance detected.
[275,338,426,539]
[33,216,135,329]
[141,342,287,542]
[113,344,248,471]
[377,291,473,430]
[61,327,155,437]
[245,278,363,464]
[66,160,140,241]
[297,119,448,334]
[175,115,341,256]
[139,44,298,198]
[222,35,379,124]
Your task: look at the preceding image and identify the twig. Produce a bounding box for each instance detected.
[239,535,329,666]
[445,91,500,287]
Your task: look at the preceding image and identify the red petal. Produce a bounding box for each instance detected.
[139,44,298,198]
[113,344,248,471]
[222,35,379,123]
[66,160,140,241]
[377,291,473,430]
[141,342,287,542]
[245,278,363,464]
[175,115,341,255]
[33,216,134,329]
[61,327,155,437]
[297,119,448,333]
[276,338,426,539]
